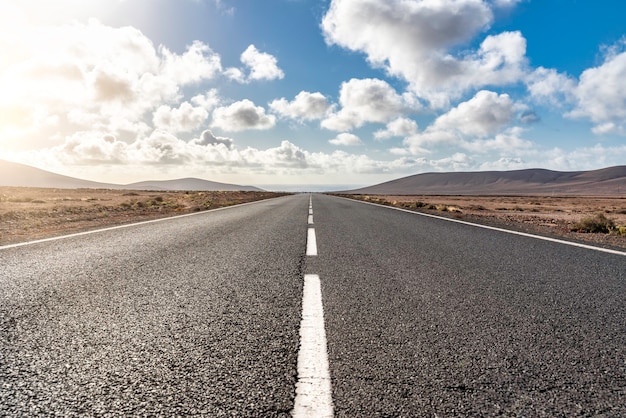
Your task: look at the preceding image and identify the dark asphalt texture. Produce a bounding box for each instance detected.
[1,193,625,417]
[307,194,626,417]
[1,196,307,417]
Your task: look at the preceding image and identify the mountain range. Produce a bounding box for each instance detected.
[0,160,262,191]
[3,159,626,195]
[343,166,626,196]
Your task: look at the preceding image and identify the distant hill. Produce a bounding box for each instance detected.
[124,178,261,192]
[342,166,626,196]
[0,160,262,191]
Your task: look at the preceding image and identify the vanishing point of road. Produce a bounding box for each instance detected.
[1,194,624,416]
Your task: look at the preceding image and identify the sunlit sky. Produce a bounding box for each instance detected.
[1,0,625,187]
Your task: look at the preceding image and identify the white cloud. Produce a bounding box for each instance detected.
[191,89,221,110]
[153,101,209,134]
[321,78,407,131]
[269,91,332,121]
[461,127,533,153]
[56,131,128,164]
[526,67,575,106]
[160,40,223,85]
[567,45,626,135]
[403,90,523,154]
[15,128,626,186]
[240,44,284,82]
[224,67,246,83]
[431,152,475,171]
[0,19,225,148]
[477,156,527,171]
[191,129,234,149]
[329,133,362,146]
[321,0,528,107]
[211,99,276,132]
[434,90,516,137]
[591,122,623,136]
[374,117,418,139]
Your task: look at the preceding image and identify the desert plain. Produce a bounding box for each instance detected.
[1,187,625,250]
[0,187,287,246]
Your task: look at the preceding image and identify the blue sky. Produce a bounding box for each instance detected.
[1,0,625,188]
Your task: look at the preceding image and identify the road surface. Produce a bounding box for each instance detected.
[1,194,624,416]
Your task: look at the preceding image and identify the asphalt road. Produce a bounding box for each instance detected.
[1,193,625,416]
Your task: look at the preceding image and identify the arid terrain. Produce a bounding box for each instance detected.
[0,187,288,245]
[334,194,626,250]
[2,187,626,250]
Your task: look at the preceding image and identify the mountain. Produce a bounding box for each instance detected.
[0,160,262,191]
[0,160,116,189]
[342,166,626,196]
[124,178,261,192]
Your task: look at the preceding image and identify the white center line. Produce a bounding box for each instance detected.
[306,228,317,256]
[308,214,314,224]
[292,274,334,418]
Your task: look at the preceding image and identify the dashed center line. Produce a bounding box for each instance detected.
[306,228,317,256]
[293,196,334,417]
[292,274,334,417]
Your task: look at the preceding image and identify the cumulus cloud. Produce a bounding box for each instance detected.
[153,102,209,134]
[329,133,362,146]
[403,90,525,154]
[160,40,223,85]
[526,67,575,106]
[224,67,246,83]
[190,88,221,110]
[57,132,128,164]
[374,117,418,139]
[191,130,234,149]
[21,124,626,185]
[567,45,626,134]
[321,0,528,107]
[239,44,284,82]
[211,99,276,132]
[434,90,516,137]
[269,91,332,121]
[321,78,408,131]
[0,19,226,147]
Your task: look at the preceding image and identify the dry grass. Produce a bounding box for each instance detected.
[0,187,289,245]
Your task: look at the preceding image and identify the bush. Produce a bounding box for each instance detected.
[610,225,626,236]
[570,213,616,233]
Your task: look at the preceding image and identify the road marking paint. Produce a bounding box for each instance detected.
[307,228,318,256]
[0,198,275,251]
[309,208,313,215]
[308,215,314,224]
[293,274,334,418]
[350,198,626,257]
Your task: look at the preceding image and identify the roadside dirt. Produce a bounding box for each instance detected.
[334,194,626,251]
[3,188,625,251]
[0,187,289,245]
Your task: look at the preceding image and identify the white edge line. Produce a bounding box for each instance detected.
[292,274,334,418]
[0,197,279,251]
[307,228,318,256]
[343,197,626,257]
